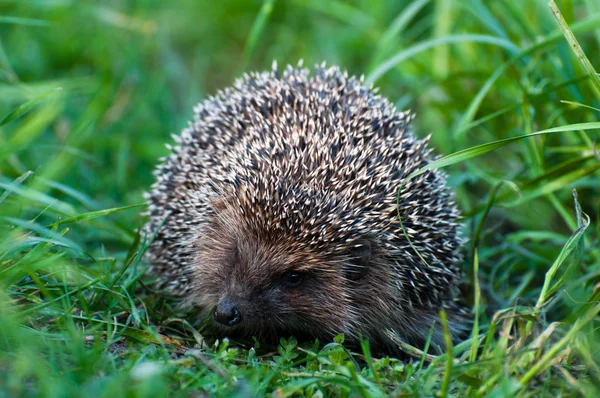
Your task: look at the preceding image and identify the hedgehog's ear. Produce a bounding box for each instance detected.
[344,239,371,281]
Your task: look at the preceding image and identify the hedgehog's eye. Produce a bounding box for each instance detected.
[286,272,303,286]
[344,239,372,281]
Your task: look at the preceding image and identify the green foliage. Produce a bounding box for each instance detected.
[1,0,600,396]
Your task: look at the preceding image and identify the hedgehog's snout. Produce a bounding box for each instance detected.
[214,299,242,326]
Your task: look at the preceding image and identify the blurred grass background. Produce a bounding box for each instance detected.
[1,0,600,396]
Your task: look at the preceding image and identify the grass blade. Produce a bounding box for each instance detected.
[19,277,101,317]
[369,0,430,69]
[469,249,481,365]
[241,0,276,71]
[366,34,519,84]
[0,16,50,27]
[408,122,600,180]
[535,190,589,309]
[52,203,145,226]
[0,87,62,127]
[549,0,600,96]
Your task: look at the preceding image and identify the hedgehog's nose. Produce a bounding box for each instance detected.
[214,300,241,326]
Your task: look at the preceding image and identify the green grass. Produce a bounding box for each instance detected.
[1,0,600,396]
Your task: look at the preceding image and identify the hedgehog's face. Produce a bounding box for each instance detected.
[196,238,353,339]
[188,204,367,340]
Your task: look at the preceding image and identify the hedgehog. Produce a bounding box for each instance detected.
[144,61,468,356]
